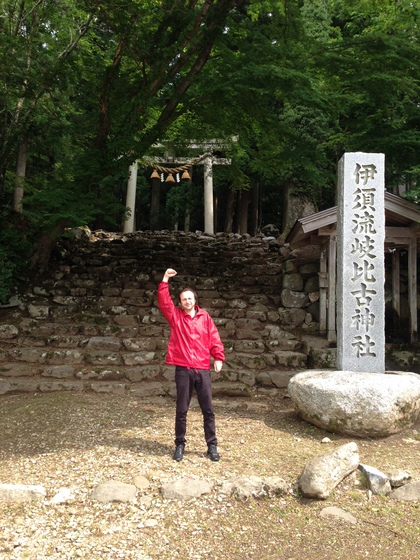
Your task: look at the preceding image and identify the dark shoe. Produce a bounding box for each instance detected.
[207,444,220,462]
[173,444,184,462]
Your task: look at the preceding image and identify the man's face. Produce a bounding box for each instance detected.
[179,290,196,313]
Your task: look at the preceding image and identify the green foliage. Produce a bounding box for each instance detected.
[0,246,15,305]
[0,211,33,304]
[1,0,420,269]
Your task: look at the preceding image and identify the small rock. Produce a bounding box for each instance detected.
[139,495,153,509]
[320,506,357,525]
[358,464,392,495]
[390,480,420,502]
[387,470,412,488]
[221,475,288,500]
[0,483,46,503]
[298,442,359,500]
[0,324,19,339]
[49,487,74,504]
[133,475,150,491]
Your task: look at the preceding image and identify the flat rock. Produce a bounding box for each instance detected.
[320,506,357,525]
[388,470,412,488]
[49,487,75,504]
[0,483,46,503]
[133,475,150,491]
[161,478,213,500]
[288,370,420,437]
[220,475,288,500]
[90,480,137,503]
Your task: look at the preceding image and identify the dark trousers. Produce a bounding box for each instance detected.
[174,366,217,447]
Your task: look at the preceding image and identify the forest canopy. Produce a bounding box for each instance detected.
[1,0,420,299]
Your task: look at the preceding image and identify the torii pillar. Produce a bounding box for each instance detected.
[123,161,138,234]
[203,155,215,234]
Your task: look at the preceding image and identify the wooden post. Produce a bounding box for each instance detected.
[408,235,418,342]
[391,249,401,338]
[327,236,337,342]
[319,245,327,333]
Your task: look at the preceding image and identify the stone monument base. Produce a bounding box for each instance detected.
[288,370,420,438]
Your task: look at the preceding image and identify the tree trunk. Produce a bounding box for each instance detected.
[13,137,28,213]
[29,225,66,274]
[224,189,235,233]
[150,177,161,230]
[239,190,249,234]
[249,182,259,236]
[184,210,191,232]
[281,181,317,240]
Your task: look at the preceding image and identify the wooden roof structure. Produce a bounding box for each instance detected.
[285,191,420,249]
[285,191,420,342]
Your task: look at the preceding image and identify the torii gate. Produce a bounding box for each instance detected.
[124,139,236,234]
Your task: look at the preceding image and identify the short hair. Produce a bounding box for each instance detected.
[178,287,198,305]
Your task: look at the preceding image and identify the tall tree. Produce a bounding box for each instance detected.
[0,0,94,198]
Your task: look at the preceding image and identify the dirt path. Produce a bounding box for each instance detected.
[0,390,419,559]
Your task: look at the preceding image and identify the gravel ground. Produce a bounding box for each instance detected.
[0,389,420,560]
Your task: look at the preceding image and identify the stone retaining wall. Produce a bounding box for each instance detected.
[0,229,327,396]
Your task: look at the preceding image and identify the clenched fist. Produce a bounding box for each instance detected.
[163,268,177,282]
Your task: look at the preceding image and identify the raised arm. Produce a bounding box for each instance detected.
[162,268,177,282]
[158,269,178,323]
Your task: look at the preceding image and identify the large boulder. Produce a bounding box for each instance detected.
[288,370,420,437]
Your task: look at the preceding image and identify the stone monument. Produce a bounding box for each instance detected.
[288,153,420,437]
[336,152,385,373]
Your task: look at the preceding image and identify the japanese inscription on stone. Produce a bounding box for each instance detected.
[337,153,385,373]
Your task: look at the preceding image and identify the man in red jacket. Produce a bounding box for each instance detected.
[157,268,225,462]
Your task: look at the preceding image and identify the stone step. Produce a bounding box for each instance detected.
[0,343,306,387]
[0,375,286,398]
[256,370,301,388]
[2,341,307,369]
[301,334,337,369]
[226,350,307,371]
[308,346,337,369]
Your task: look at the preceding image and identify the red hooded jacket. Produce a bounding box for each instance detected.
[157,282,225,370]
